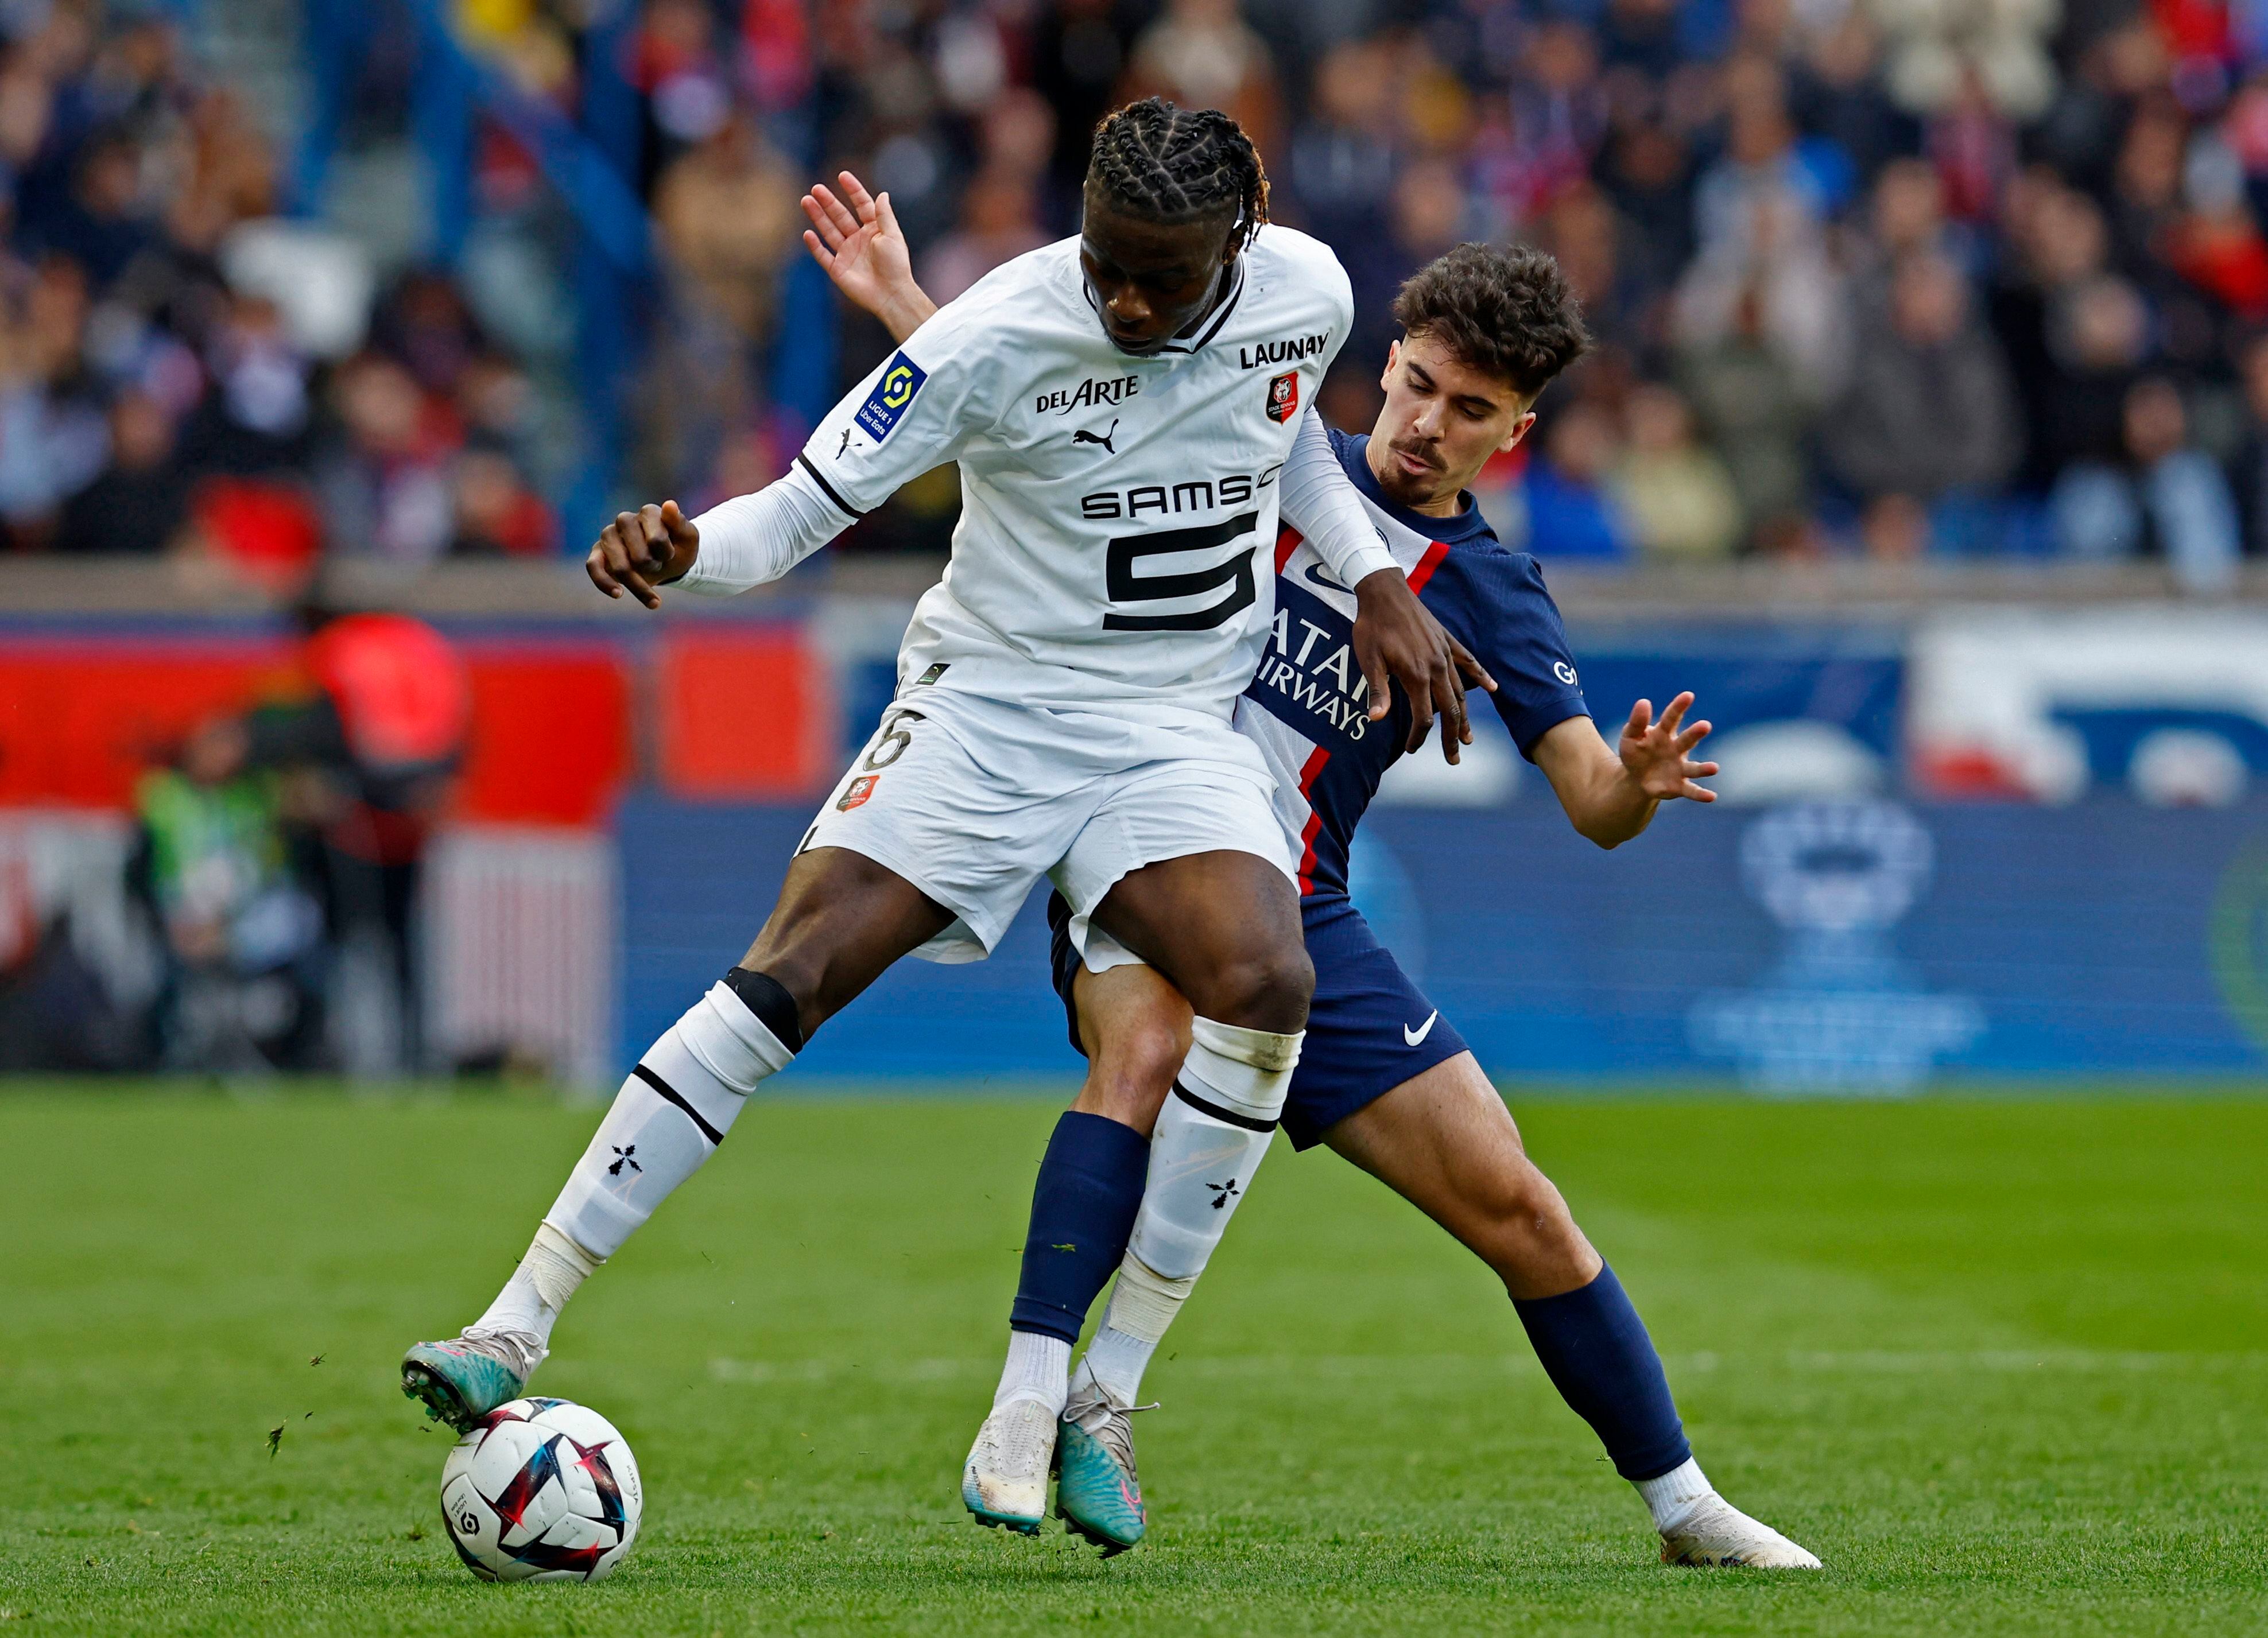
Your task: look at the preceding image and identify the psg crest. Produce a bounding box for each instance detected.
[1265,370,1299,424]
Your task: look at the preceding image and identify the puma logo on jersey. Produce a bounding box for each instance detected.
[1072,420,1118,455]
[837,428,854,458]
[1239,333,1328,370]
[1404,1011,1439,1047]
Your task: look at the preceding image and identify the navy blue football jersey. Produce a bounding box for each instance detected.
[1233,428,1591,898]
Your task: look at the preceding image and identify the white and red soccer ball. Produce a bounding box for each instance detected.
[440,1398,642,1582]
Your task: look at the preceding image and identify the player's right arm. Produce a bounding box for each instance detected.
[594,192,993,603]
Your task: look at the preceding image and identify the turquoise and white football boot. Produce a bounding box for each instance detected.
[1053,1376,1150,1557]
[960,1396,1058,1534]
[400,1328,542,1433]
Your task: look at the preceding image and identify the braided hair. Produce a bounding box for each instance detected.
[1085,97,1270,255]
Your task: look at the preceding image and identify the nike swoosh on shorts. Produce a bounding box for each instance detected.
[1404,1011,1439,1047]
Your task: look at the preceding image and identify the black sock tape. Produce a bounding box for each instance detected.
[724,966,805,1055]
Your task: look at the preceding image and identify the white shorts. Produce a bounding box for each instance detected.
[799,684,1297,965]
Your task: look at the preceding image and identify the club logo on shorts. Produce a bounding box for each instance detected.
[854,352,928,441]
[1265,370,1299,424]
[838,774,880,810]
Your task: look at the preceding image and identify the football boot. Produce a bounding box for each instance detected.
[1659,1496,1823,1569]
[401,1328,542,1433]
[1053,1377,1150,1556]
[960,1396,1057,1534]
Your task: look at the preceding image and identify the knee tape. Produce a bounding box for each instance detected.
[1179,1016,1301,1124]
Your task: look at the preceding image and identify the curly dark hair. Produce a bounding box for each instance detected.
[1391,243,1592,399]
[1086,96,1271,254]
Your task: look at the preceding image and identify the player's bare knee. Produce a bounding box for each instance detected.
[1475,1162,1587,1278]
[1197,944,1313,1034]
[1077,1010,1185,1133]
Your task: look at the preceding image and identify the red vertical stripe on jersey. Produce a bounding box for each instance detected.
[1406,539,1451,594]
[1293,744,1331,895]
[1274,525,1304,572]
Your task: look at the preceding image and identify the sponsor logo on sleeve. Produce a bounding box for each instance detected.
[854,353,928,441]
[838,774,880,810]
[1265,370,1299,424]
[1554,661,1579,685]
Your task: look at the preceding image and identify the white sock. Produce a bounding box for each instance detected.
[1060,1017,1296,1419]
[1123,1016,1300,1280]
[541,980,793,1261]
[1075,1252,1195,1416]
[1634,1456,1716,1532]
[470,1222,600,1354]
[991,1329,1072,1414]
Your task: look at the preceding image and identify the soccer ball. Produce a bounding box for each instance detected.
[440,1398,642,1582]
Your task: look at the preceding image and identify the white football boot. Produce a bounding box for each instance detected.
[960,1396,1058,1534]
[1658,1495,1823,1568]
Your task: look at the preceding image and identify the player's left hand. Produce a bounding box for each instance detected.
[1619,692,1718,801]
[801,172,933,341]
[1353,569,1496,763]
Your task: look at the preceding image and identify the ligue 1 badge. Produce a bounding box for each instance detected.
[1265,370,1299,424]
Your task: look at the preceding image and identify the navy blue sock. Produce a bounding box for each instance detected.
[1512,1263,1691,1481]
[1007,1112,1151,1345]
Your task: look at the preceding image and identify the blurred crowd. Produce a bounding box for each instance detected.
[557,0,2268,579]
[14,1,2268,583]
[0,1,557,577]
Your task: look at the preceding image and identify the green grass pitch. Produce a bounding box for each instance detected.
[3,1085,2265,1636]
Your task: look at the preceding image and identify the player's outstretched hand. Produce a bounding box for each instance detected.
[1352,569,1497,763]
[801,172,933,343]
[1619,692,1718,801]
[587,501,699,610]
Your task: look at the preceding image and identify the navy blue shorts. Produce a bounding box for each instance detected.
[1045,891,1469,1150]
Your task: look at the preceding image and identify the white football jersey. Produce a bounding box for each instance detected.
[795,227,1356,721]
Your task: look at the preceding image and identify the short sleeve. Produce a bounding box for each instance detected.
[794,301,1002,517]
[1275,225,1354,374]
[1437,552,1590,760]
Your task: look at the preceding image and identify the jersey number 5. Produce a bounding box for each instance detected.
[1103,511,1260,632]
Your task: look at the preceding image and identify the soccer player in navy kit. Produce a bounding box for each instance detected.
[805,180,1819,1569]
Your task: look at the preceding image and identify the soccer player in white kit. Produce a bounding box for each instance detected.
[398,101,1492,1444]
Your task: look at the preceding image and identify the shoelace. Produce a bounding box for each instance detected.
[458,1325,545,1377]
[1065,1397,1159,1470]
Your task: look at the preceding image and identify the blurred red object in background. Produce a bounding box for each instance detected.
[191,478,324,593]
